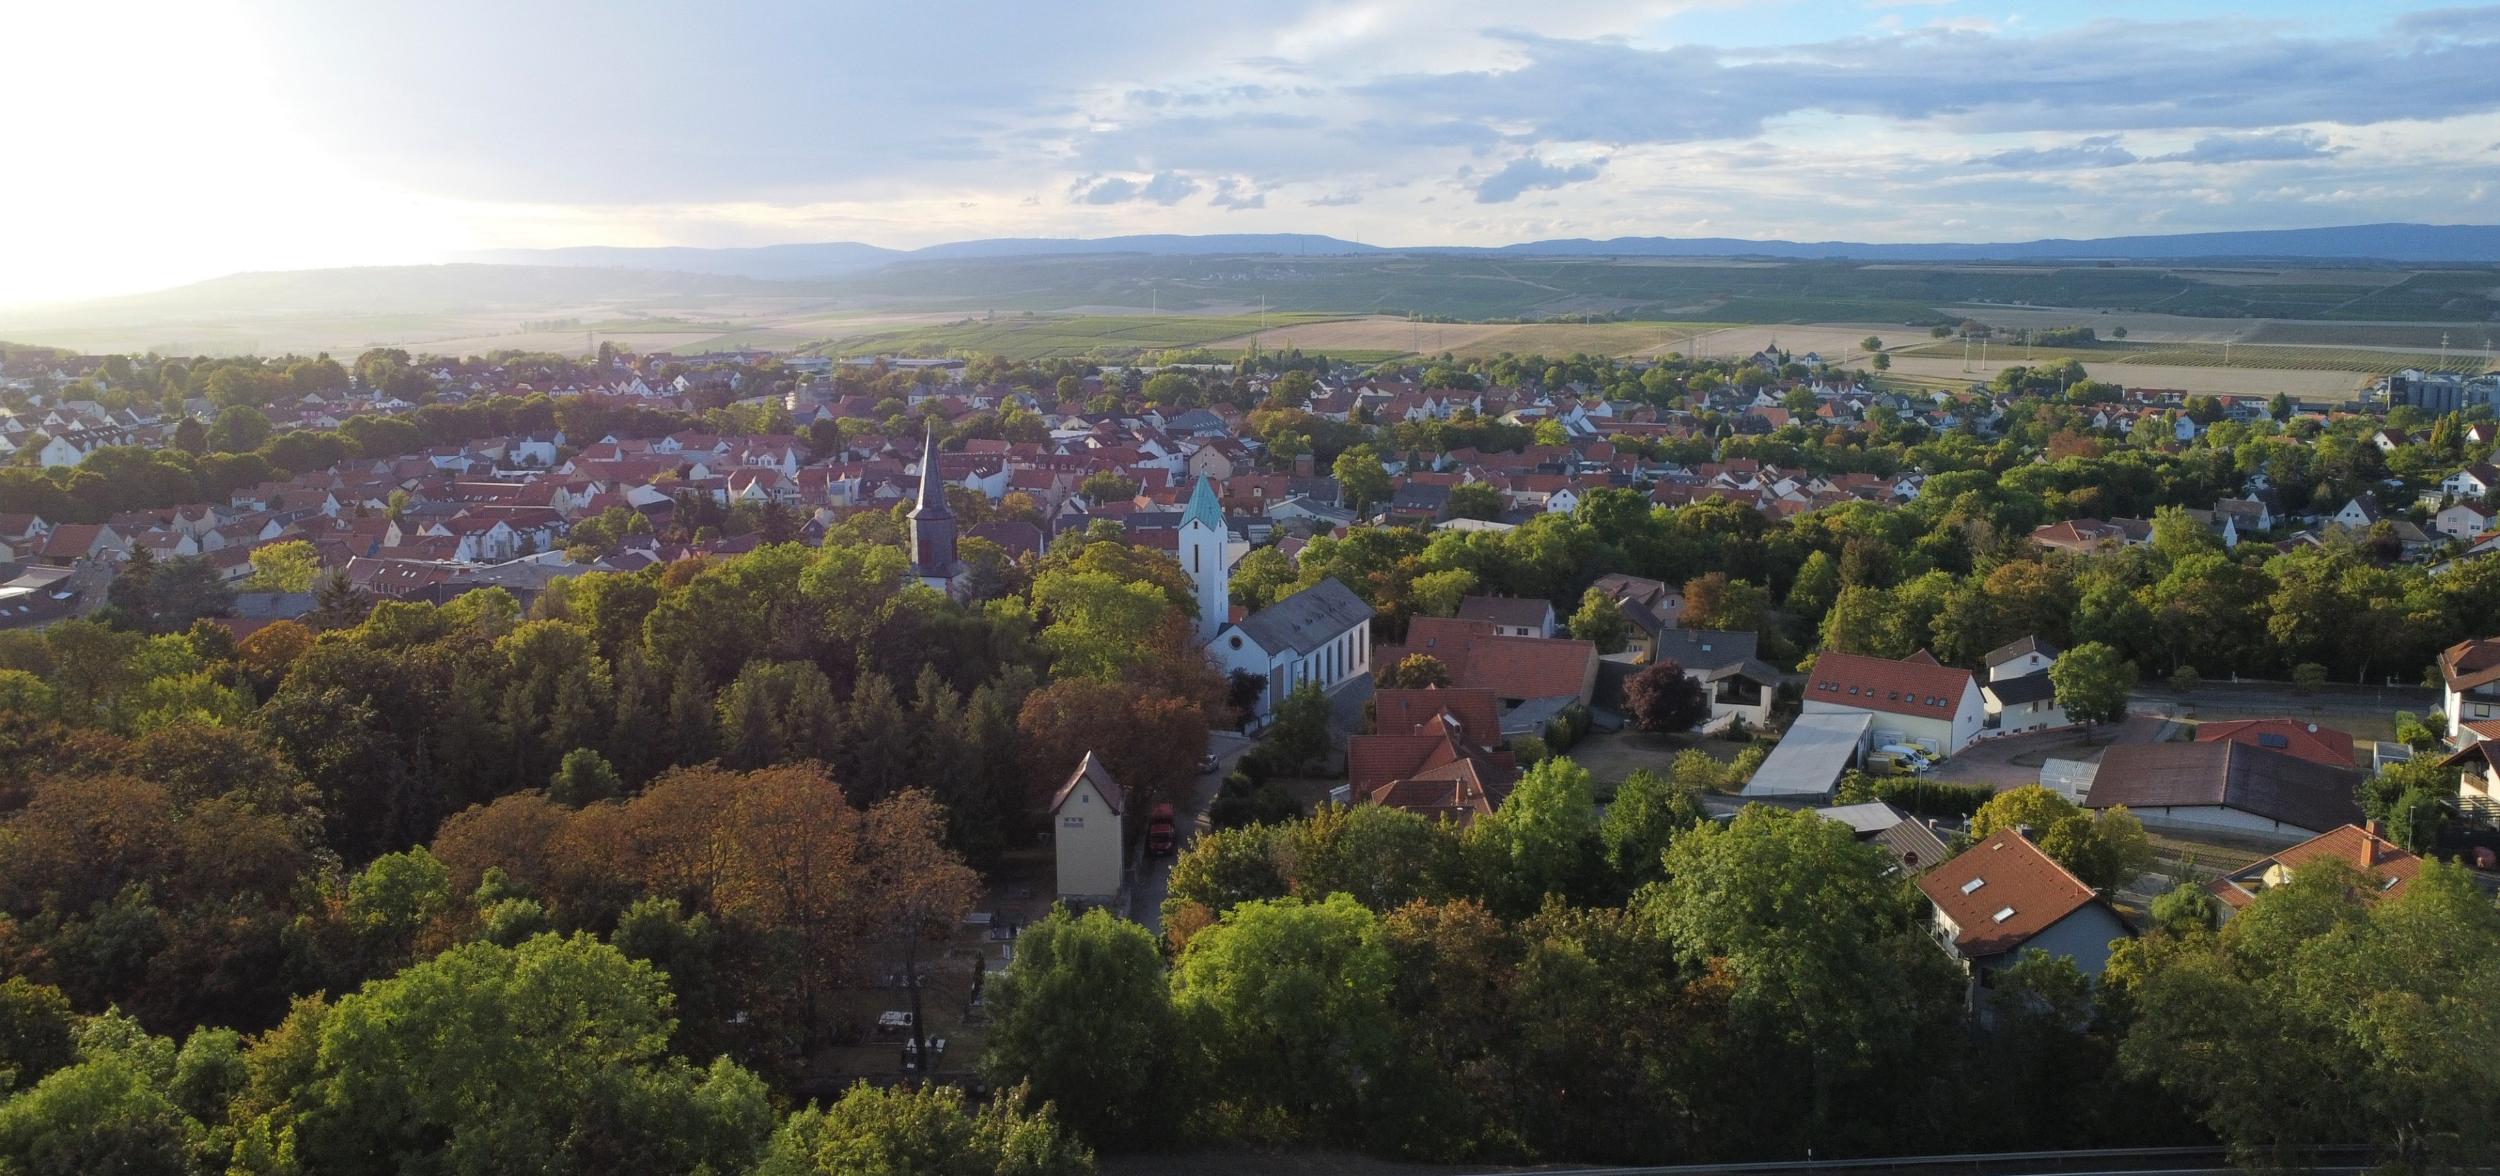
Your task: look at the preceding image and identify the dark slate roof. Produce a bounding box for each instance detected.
[1231,576,1374,656]
[1983,671,2058,705]
[2088,741,2363,835]
[1651,627,1758,671]
[1984,635,2057,667]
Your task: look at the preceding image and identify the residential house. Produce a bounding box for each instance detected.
[1589,573,1683,657]
[1381,617,1600,713]
[1454,594,1556,638]
[2439,636,2500,746]
[1815,801,1951,874]
[2205,822,2419,921]
[1208,577,1376,725]
[2436,502,2495,541]
[1650,627,1780,734]
[2440,462,2499,502]
[1349,687,1520,825]
[1802,650,1988,755]
[2086,740,2364,846]
[2441,740,2500,824]
[1918,829,2132,982]
[1048,752,1125,904]
[1980,636,2066,735]
[2332,492,2385,529]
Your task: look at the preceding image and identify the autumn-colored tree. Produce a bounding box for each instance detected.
[1018,676,1208,818]
[1624,661,1711,734]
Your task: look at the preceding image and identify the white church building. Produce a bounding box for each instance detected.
[1184,476,1376,725]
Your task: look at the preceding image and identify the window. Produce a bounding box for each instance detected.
[1960,877,1985,894]
[1992,907,2016,923]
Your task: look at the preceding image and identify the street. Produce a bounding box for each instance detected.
[1131,729,1254,937]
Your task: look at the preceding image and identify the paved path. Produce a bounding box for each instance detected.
[1131,730,1253,937]
[1927,714,2169,791]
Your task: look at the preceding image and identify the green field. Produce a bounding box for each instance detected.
[1898,339,2487,375]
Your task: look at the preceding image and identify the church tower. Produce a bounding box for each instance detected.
[910,420,957,586]
[1180,474,1231,644]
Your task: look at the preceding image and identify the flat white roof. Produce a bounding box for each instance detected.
[1742,712,1873,799]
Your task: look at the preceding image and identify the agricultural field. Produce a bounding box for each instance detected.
[811,312,1348,361]
[1897,338,2488,375]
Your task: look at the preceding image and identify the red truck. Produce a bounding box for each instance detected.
[1146,803,1178,856]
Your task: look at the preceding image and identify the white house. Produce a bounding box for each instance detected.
[2437,502,2496,541]
[1803,650,1988,755]
[1980,636,2068,734]
[2438,637,2500,744]
[2441,463,2499,501]
[1048,752,1126,903]
[1651,627,1778,734]
[1208,576,1375,725]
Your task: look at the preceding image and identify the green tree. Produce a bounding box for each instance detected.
[982,907,1180,1150]
[207,404,273,453]
[1446,482,1504,521]
[754,1081,1091,1176]
[1171,894,1397,1137]
[2049,641,2135,741]
[549,746,623,806]
[1332,445,1391,517]
[1599,768,1701,891]
[271,933,774,1175]
[2121,860,2500,1169]
[0,978,76,1095]
[242,539,322,593]
[1650,806,1955,1143]
[1472,755,1598,908]
[1565,587,1629,654]
[1970,785,2153,893]
[1265,681,1332,773]
[0,1054,197,1176]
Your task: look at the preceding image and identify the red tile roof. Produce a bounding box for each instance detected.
[1372,687,1502,746]
[2194,719,2357,770]
[2207,823,2420,911]
[1803,650,1976,722]
[1380,619,1596,702]
[1917,830,2106,959]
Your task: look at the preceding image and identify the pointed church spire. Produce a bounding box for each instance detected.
[912,419,952,522]
[910,419,957,581]
[1182,473,1223,532]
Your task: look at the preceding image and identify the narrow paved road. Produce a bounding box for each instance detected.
[1132,731,1253,937]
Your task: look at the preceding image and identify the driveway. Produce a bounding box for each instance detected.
[1928,713,2170,791]
[1130,729,1254,938]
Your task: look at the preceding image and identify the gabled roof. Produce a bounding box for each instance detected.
[1048,751,1122,816]
[2439,637,2500,693]
[2193,718,2356,770]
[1371,687,1502,745]
[1917,830,2110,959]
[1803,650,1977,721]
[1651,627,1758,672]
[1454,594,1553,629]
[1230,577,1374,657]
[1982,672,2057,706]
[1984,635,2057,668]
[2087,741,2363,835]
[2207,823,2420,911]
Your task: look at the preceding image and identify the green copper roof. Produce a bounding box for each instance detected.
[1182,474,1223,532]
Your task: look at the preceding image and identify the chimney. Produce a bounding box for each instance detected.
[1293,452,1313,477]
[2362,820,2385,867]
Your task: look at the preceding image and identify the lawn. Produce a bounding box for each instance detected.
[1897,337,2482,375]
[1564,727,1758,794]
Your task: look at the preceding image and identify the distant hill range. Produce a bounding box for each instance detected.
[467,223,2500,277]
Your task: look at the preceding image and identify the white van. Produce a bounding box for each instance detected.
[1874,743,1935,773]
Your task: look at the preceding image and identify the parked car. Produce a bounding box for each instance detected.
[1196,753,1219,774]
[1146,803,1178,856]
[1871,744,1935,774]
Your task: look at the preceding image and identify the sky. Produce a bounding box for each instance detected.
[4,0,2498,305]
